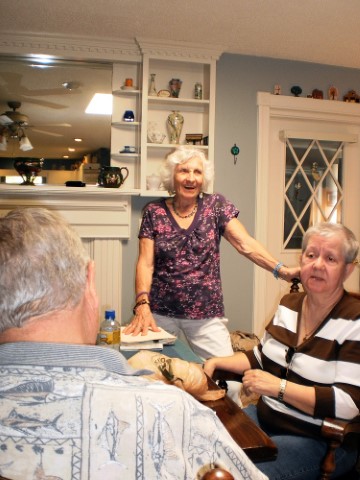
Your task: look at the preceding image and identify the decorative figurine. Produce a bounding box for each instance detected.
[312,89,324,99]
[274,84,281,95]
[343,90,360,103]
[328,86,339,100]
[290,85,302,97]
[149,74,157,96]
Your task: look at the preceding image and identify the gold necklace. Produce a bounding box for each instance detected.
[172,199,198,219]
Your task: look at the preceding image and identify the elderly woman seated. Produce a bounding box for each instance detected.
[205,222,360,480]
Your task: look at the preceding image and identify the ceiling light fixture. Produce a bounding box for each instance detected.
[0,101,34,152]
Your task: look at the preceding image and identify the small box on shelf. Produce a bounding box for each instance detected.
[185,133,203,145]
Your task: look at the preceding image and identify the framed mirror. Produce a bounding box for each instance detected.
[0,55,112,178]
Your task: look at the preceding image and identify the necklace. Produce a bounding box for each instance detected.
[302,297,322,341]
[172,199,198,219]
[302,295,337,341]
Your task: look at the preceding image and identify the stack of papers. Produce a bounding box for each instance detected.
[120,327,176,351]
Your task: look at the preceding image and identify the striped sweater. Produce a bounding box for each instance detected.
[245,291,360,438]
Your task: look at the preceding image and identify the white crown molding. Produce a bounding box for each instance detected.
[0,32,141,62]
[0,32,224,63]
[136,37,224,61]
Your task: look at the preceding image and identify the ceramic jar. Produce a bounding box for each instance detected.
[169,78,182,98]
[98,166,129,188]
[167,111,184,144]
[146,173,162,190]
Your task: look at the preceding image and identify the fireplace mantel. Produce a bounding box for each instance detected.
[0,184,131,238]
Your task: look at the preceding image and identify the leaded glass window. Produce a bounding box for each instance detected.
[283,137,343,249]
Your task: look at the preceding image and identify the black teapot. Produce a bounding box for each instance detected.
[98,166,129,188]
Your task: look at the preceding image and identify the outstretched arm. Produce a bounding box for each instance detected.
[223,218,300,281]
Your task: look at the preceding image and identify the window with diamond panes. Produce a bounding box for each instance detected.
[283,138,343,249]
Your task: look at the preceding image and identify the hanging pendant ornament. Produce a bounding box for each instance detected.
[231,144,240,164]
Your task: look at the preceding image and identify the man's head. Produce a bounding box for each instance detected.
[0,207,98,342]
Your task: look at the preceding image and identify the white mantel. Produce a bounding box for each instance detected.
[0,184,131,238]
[0,185,131,318]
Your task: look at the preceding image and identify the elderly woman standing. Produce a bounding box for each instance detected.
[124,146,299,359]
[204,222,360,479]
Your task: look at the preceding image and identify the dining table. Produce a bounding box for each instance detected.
[122,339,277,463]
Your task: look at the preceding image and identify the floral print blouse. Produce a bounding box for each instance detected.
[139,193,239,319]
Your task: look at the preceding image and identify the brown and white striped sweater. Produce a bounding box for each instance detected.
[245,291,360,438]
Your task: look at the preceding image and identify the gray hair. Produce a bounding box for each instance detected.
[0,208,90,333]
[302,222,359,264]
[160,146,214,194]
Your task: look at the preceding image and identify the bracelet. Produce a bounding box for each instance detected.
[135,291,149,301]
[278,378,287,402]
[133,299,151,315]
[273,262,284,279]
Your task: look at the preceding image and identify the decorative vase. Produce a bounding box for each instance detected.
[13,158,44,185]
[98,166,129,188]
[169,78,182,98]
[149,73,157,96]
[167,111,184,144]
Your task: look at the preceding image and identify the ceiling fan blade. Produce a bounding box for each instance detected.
[0,114,13,125]
[29,123,72,128]
[30,128,64,137]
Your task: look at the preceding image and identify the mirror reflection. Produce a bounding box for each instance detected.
[0,56,112,183]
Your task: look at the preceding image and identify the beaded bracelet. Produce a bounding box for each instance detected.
[135,291,149,301]
[133,299,151,315]
[273,262,284,279]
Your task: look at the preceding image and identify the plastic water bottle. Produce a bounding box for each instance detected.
[98,310,121,350]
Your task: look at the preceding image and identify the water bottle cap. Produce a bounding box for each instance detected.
[105,310,116,320]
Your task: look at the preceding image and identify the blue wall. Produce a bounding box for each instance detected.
[121,53,360,332]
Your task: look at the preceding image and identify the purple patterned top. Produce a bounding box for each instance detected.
[139,193,239,319]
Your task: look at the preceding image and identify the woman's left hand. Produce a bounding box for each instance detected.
[242,369,280,398]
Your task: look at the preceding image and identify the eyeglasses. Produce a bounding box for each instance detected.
[281,346,296,379]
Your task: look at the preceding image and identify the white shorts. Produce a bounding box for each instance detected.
[153,314,234,360]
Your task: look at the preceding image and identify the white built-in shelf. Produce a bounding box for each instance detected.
[147,143,208,150]
[147,96,209,108]
[112,121,141,127]
[111,153,140,159]
[112,89,141,96]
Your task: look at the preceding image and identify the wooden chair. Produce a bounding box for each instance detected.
[214,278,360,480]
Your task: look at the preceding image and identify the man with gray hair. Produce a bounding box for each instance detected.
[0,207,267,480]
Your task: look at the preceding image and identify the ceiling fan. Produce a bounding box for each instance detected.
[0,101,71,152]
[0,101,71,137]
[0,100,71,151]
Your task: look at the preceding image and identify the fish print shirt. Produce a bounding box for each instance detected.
[139,193,239,319]
[0,342,267,480]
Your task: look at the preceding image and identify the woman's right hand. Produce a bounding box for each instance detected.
[123,303,161,336]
